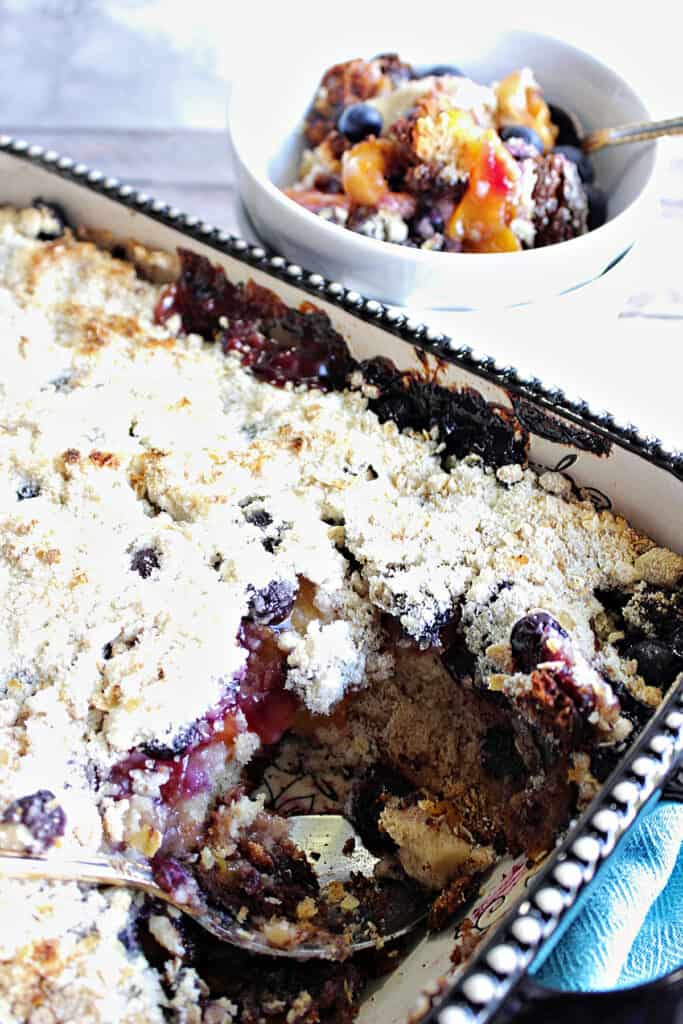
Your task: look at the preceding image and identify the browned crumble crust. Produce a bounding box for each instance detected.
[532,152,588,246]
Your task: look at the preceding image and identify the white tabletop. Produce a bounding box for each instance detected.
[4,0,681,450]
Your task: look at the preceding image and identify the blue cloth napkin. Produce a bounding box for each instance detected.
[530,799,683,991]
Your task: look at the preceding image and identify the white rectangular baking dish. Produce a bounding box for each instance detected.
[0,136,681,1024]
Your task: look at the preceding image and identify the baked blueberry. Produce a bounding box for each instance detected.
[585,184,608,229]
[553,144,595,183]
[418,64,464,78]
[151,855,196,897]
[140,727,199,760]
[130,546,160,578]
[510,611,569,673]
[16,481,40,501]
[248,580,296,626]
[624,639,683,688]
[594,587,631,613]
[32,198,69,240]
[411,205,445,240]
[222,306,356,392]
[499,124,544,153]
[2,790,66,849]
[48,372,73,393]
[548,103,583,147]
[337,103,383,143]
[243,506,273,530]
[610,678,656,732]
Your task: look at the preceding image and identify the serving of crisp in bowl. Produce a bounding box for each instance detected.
[229,30,660,308]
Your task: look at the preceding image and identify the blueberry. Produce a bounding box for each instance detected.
[32,198,69,240]
[412,205,445,240]
[337,103,383,143]
[553,144,595,183]
[499,124,544,153]
[140,727,197,760]
[625,640,682,688]
[2,790,66,849]
[49,372,73,393]
[117,919,140,954]
[130,546,160,578]
[590,743,624,782]
[248,580,296,626]
[585,184,608,230]
[610,679,656,732]
[548,103,583,147]
[151,855,194,895]
[418,64,465,78]
[16,481,40,501]
[244,507,273,530]
[595,587,630,613]
[510,612,569,673]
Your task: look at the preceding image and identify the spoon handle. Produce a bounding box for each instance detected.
[583,115,683,153]
[0,847,156,890]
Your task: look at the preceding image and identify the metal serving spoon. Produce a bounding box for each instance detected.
[0,814,426,961]
[582,115,683,153]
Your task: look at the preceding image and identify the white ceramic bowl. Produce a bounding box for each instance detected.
[229,29,660,310]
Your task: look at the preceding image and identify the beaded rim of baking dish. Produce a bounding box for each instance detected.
[1,135,682,1023]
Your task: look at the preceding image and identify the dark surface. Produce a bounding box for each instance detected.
[511,396,612,455]
[362,356,528,468]
[506,970,683,1023]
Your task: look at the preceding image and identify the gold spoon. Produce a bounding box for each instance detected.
[0,814,426,961]
[582,115,683,153]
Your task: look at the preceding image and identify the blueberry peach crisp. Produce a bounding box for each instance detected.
[0,204,681,1023]
[285,55,607,252]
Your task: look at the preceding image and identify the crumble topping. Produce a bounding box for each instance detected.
[368,75,497,132]
[0,881,166,1024]
[286,56,600,253]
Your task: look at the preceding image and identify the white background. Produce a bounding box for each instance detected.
[2,0,679,130]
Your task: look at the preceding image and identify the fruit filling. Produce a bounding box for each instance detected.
[107,602,307,861]
[285,54,604,251]
[0,215,680,1024]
